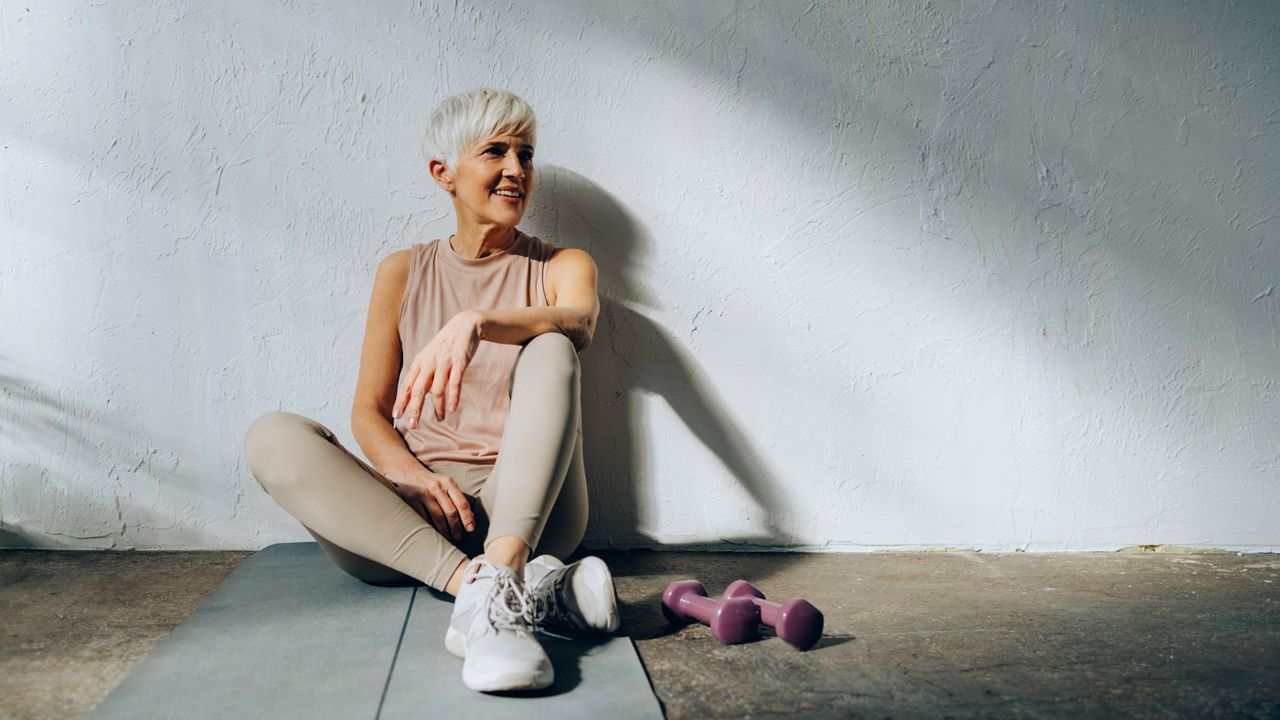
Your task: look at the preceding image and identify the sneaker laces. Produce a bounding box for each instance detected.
[467,563,532,634]
[523,567,573,641]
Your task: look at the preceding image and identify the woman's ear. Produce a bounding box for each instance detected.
[429,158,454,193]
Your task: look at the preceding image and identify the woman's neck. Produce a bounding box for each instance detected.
[449,222,518,259]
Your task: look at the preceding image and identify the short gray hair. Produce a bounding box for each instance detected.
[422,88,537,170]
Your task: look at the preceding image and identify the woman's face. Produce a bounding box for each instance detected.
[444,132,535,227]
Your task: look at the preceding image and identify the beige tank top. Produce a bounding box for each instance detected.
[396,229,557,467]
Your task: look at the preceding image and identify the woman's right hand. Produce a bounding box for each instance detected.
[384,466,476,542]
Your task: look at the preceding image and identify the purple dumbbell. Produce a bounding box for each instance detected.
[661,579,761,644]
[723,580,824,651]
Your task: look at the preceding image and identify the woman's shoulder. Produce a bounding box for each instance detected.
[377,246,414,275]
[374,242,439,290]
[379,240,442,270]
[518,230,564,262]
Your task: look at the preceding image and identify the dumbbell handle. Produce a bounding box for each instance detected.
[673,591,719,621]
[723,583,785,625]
[663,580,760,644]
[755,599,786,625]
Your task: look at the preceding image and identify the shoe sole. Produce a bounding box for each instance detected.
[572,556,621,633]
[464,665,554,693]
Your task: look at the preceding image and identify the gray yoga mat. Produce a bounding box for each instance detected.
[381,584,660,718]
[91,542,663,720]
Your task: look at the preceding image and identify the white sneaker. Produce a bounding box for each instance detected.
[444,558,553,692]
[523,555,621,634]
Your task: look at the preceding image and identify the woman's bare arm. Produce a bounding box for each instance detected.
[350,249,423,481]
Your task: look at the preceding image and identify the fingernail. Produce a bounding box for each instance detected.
[408,418,416,428]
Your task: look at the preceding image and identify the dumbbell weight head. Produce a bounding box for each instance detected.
[723,579,765,600]
[662,580,761,645]
[723,580,825,651]
[771,597,824,651]
[710,596,761,645]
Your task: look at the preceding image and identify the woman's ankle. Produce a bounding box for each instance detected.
[481,536,531,574]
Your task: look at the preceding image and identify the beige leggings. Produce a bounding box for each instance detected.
[243,332,588,592]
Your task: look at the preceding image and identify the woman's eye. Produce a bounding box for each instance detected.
[520,153,534,163]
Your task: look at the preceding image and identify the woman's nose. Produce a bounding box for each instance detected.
[502,152,525,177]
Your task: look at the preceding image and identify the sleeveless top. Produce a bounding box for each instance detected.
[396,229,557,467]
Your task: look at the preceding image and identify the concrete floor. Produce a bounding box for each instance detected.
[1,549,1277,719]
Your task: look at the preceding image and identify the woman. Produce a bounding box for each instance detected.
[243,88,619,694]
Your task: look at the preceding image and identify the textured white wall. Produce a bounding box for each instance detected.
[2,1,1277,552]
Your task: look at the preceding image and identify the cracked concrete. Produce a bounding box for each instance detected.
[1,549,1277,719]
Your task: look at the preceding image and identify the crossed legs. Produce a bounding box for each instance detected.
[243,332,588,595]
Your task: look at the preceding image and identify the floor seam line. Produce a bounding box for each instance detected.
[375,586,416,719]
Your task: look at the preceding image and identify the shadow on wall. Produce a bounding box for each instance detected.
[0,354,251,550]
[529,166,797,552]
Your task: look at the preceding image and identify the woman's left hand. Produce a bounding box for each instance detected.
[394,310,483,428]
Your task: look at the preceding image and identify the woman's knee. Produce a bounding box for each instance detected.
[243,410,325,489]
[517,332,580,381]
[527,330,578,357]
